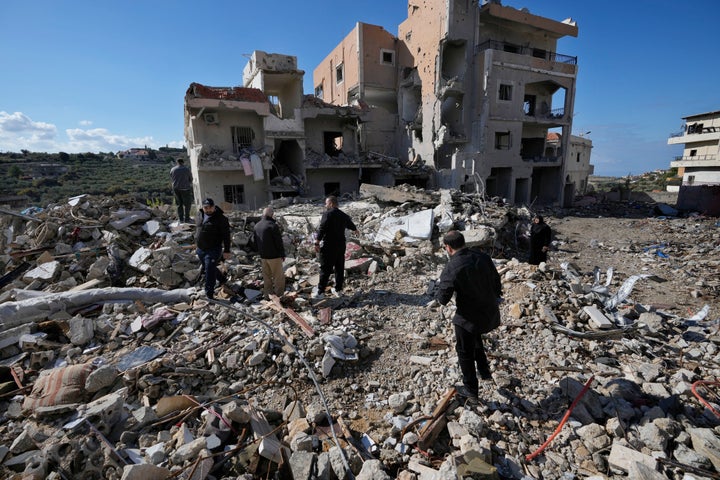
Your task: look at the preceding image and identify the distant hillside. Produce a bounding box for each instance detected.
[0,148,187,208]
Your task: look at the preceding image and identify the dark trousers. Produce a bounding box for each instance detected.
[454,324,490,396]
[174,189,193,222]
[318,246,345,292]
[196,246,223,298]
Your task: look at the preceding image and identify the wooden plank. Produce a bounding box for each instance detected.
[269,294,315,337]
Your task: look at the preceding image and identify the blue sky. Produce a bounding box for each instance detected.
[0,1,717,176]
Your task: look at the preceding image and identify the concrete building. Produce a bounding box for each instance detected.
[184,51,413,210]
[547,132,594,197]
[314,0,589,206]
[668,109,720,215]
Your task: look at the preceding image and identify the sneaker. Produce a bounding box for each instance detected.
[455,386,479,405]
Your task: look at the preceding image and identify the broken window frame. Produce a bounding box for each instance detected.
[336,64,344,84]
[380,49,395,66]
[231,126,255,154]
[223,184,245,205]
[494,131,511,150]
[315,84,324,99]
[499,83,512,102]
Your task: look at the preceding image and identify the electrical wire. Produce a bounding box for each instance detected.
[208,298,355,479]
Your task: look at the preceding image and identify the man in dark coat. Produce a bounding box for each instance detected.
[436,230,503,404]
[195,198,231,299]
[170,158,193,223]
[253,206,286,299]
[528,215,552,265]
[314,195,357,297]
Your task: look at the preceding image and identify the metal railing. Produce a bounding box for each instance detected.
[475,40,577,65]
[673,154,718,162]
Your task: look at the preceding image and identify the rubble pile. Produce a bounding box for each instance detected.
[0,188,718,480]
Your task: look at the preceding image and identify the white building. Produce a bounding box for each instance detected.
[668,110,720,215]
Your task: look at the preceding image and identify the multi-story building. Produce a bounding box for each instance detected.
[184,51,409,210]
[314,0,590,206]
[186,1,592,210]
[668,110,720,215]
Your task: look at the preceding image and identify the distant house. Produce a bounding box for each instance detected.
[117,148,152,160]
[667,110,720,215]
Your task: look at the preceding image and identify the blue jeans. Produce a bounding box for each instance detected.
[196,246,223,298]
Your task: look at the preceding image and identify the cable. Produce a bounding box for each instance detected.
[207,298,355,479]
[525,375,595,462]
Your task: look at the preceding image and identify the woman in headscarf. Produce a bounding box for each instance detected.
[528,215,551,265]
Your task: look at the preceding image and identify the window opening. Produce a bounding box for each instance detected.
[495,131,511,150]
[231,126,254,153]
[324,182,340,196]
[323,131,343,157]
[690,149,697,157]
[315,84,324,99]
[223,184,245,204]
[499,84,512,101]
[381,49,395,65]
[336,64,344,84]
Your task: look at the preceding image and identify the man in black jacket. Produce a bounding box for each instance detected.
[436,230,503,404]
[195,198,231,299]
[314,195,357,297]
[253,206,286,299]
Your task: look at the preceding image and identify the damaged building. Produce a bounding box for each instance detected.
[186,0,593,211]
[184,51,426,210]
[313,0,592,206]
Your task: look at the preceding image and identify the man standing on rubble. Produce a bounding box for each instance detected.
[436,230,502,404]
[253,206,286,299]
[195,198,231,299]
[314,195,358,297]
[170,158,193,223]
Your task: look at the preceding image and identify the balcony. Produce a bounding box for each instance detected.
[668,125,720,145]
[475,40,577,65]
[670,154,720,169]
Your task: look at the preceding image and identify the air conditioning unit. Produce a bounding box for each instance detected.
[203,113,218,124]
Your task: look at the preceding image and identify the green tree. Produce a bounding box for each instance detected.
[59,151,70,162]
[8,165,22,178]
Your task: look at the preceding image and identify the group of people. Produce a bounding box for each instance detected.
[171,158,556,405]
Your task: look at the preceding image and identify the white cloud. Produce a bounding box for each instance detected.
[79,120,93,126]
[0,111,57,151]
[0,111,183,153]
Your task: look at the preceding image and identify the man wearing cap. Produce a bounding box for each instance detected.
[170,158,193,223]
[195,198,231,299]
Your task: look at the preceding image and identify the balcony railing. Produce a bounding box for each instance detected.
[673,154,717,162]
[476,40,577,65]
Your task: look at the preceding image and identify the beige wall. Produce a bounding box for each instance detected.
[313,24,360,105]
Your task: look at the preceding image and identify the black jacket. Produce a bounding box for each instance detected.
[195,207,231,252]
[436,248,502,333]
[317,207,357,252]
[253,216,285,259]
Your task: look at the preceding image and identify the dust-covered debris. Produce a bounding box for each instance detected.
[0,190,718,479]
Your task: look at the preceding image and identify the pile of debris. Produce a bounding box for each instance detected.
[0,187,718,480]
